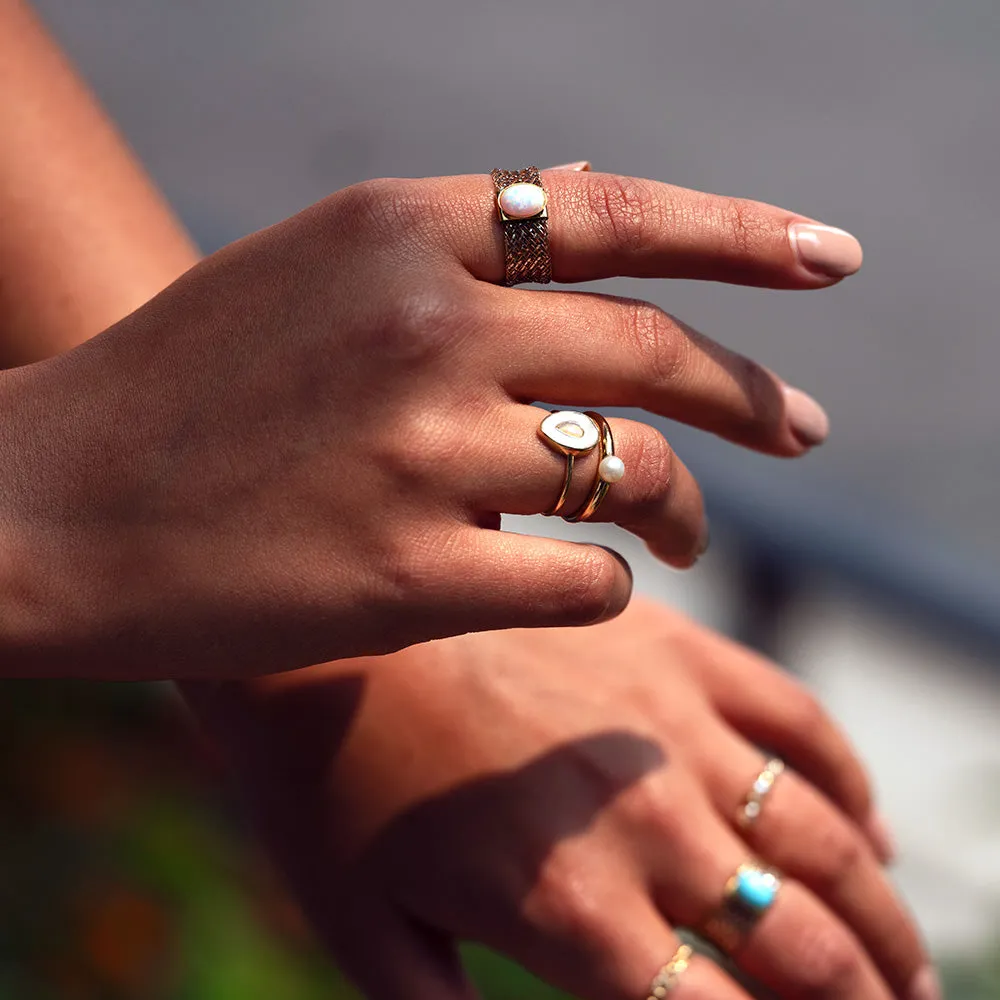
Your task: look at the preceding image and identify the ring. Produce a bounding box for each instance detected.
[564,411,625,522]
[646,944,694,999]
[737,758,785,829]
[491,167,552,286]
[701,862,782,954]
[538,411,600,516]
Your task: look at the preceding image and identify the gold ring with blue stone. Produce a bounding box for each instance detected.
[702,862,782,954]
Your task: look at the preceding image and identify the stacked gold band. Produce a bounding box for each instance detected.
[647,944,694,999]
[564,411,617,522]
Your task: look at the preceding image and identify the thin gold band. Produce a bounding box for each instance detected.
[646,944,694,999]
[547,452,575,517]
[737,758,785,829]
[564,411,615,523]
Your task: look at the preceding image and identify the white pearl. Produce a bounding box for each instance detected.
[498,182,546,219]
[598,455,625,483]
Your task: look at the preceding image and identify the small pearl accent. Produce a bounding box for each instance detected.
[598,455,625,483]
[498,182,547,219]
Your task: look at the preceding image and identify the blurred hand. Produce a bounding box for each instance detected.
[192,597,933,1000]
[2,167,855,678]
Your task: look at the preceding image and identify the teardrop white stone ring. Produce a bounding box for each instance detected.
[537,410,600,517]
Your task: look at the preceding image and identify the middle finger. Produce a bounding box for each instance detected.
[487,286,829,455]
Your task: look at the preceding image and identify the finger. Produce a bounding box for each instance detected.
[681,625,881,852]
[490,286,828,454]
[448,171,862,287]
[695,727,931,999]
[488,882,756,1000]
[467,406,707,568]
[648,796,896,1000]
[415,527,634,634]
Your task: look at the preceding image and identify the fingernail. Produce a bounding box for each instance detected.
[547,160,592,172]
[783,385,830,448]
[788,222,863,278]
[866,811,898,865]
[909,966,942,1000]
[698,520,711,557]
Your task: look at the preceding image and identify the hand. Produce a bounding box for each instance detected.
[2,168,856,678]
[193,598,933,1000]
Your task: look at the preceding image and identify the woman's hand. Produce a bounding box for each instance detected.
[0,168,857,678]
[192,598,934,1000]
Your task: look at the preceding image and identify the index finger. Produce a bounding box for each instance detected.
[451,170,862,288]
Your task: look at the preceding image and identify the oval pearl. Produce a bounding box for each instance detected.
[598,455,625,483]
[498,182,547,219]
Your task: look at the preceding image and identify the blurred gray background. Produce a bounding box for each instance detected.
[32,0,1000,979]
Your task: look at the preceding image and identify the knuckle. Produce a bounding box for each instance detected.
[624,782,687,843]
[530,855,614,950]
[716,195,770,258]
[622,301,688,388]
[807,822,867,892]
[589,175,668,254]
[626,429,675,514]
[334,177,434,239]
[372,281,467,365]
[559,550,620,625]
[787,688,828,735]
[790,923,864,998]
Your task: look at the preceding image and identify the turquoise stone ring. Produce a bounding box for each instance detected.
[702,862,782,952]
[733,865,781,913]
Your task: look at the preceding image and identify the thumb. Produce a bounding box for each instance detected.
[428,529,633,636]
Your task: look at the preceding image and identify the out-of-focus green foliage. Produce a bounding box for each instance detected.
[0,680,573,1000]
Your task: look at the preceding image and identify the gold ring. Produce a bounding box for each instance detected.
[702,862,782,954]
[491,167,552,286]
[737,758,785,829]
[564,411,624,522]
[646,944,693,999]
[537,411,600,516]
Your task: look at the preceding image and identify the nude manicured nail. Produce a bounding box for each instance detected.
[789,222,863,278]
[783,385,830,447]
[547,160,592,172]
[909,966,942,1000]
[866,811,898,865]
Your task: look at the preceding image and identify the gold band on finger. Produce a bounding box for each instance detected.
[647,944,694,999]
[737,758,785,829]
[563,411,624,523]
[537,411,600,516]
[491,166,552,286]
[701,862,782,955]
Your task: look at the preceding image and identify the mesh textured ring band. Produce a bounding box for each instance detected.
[491,166,552,286]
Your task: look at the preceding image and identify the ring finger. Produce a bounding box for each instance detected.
[695,731,932,1000]
[469,404,706,567]
[649,797,897,1000]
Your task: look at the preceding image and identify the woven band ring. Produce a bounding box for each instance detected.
[491,166,552,286]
